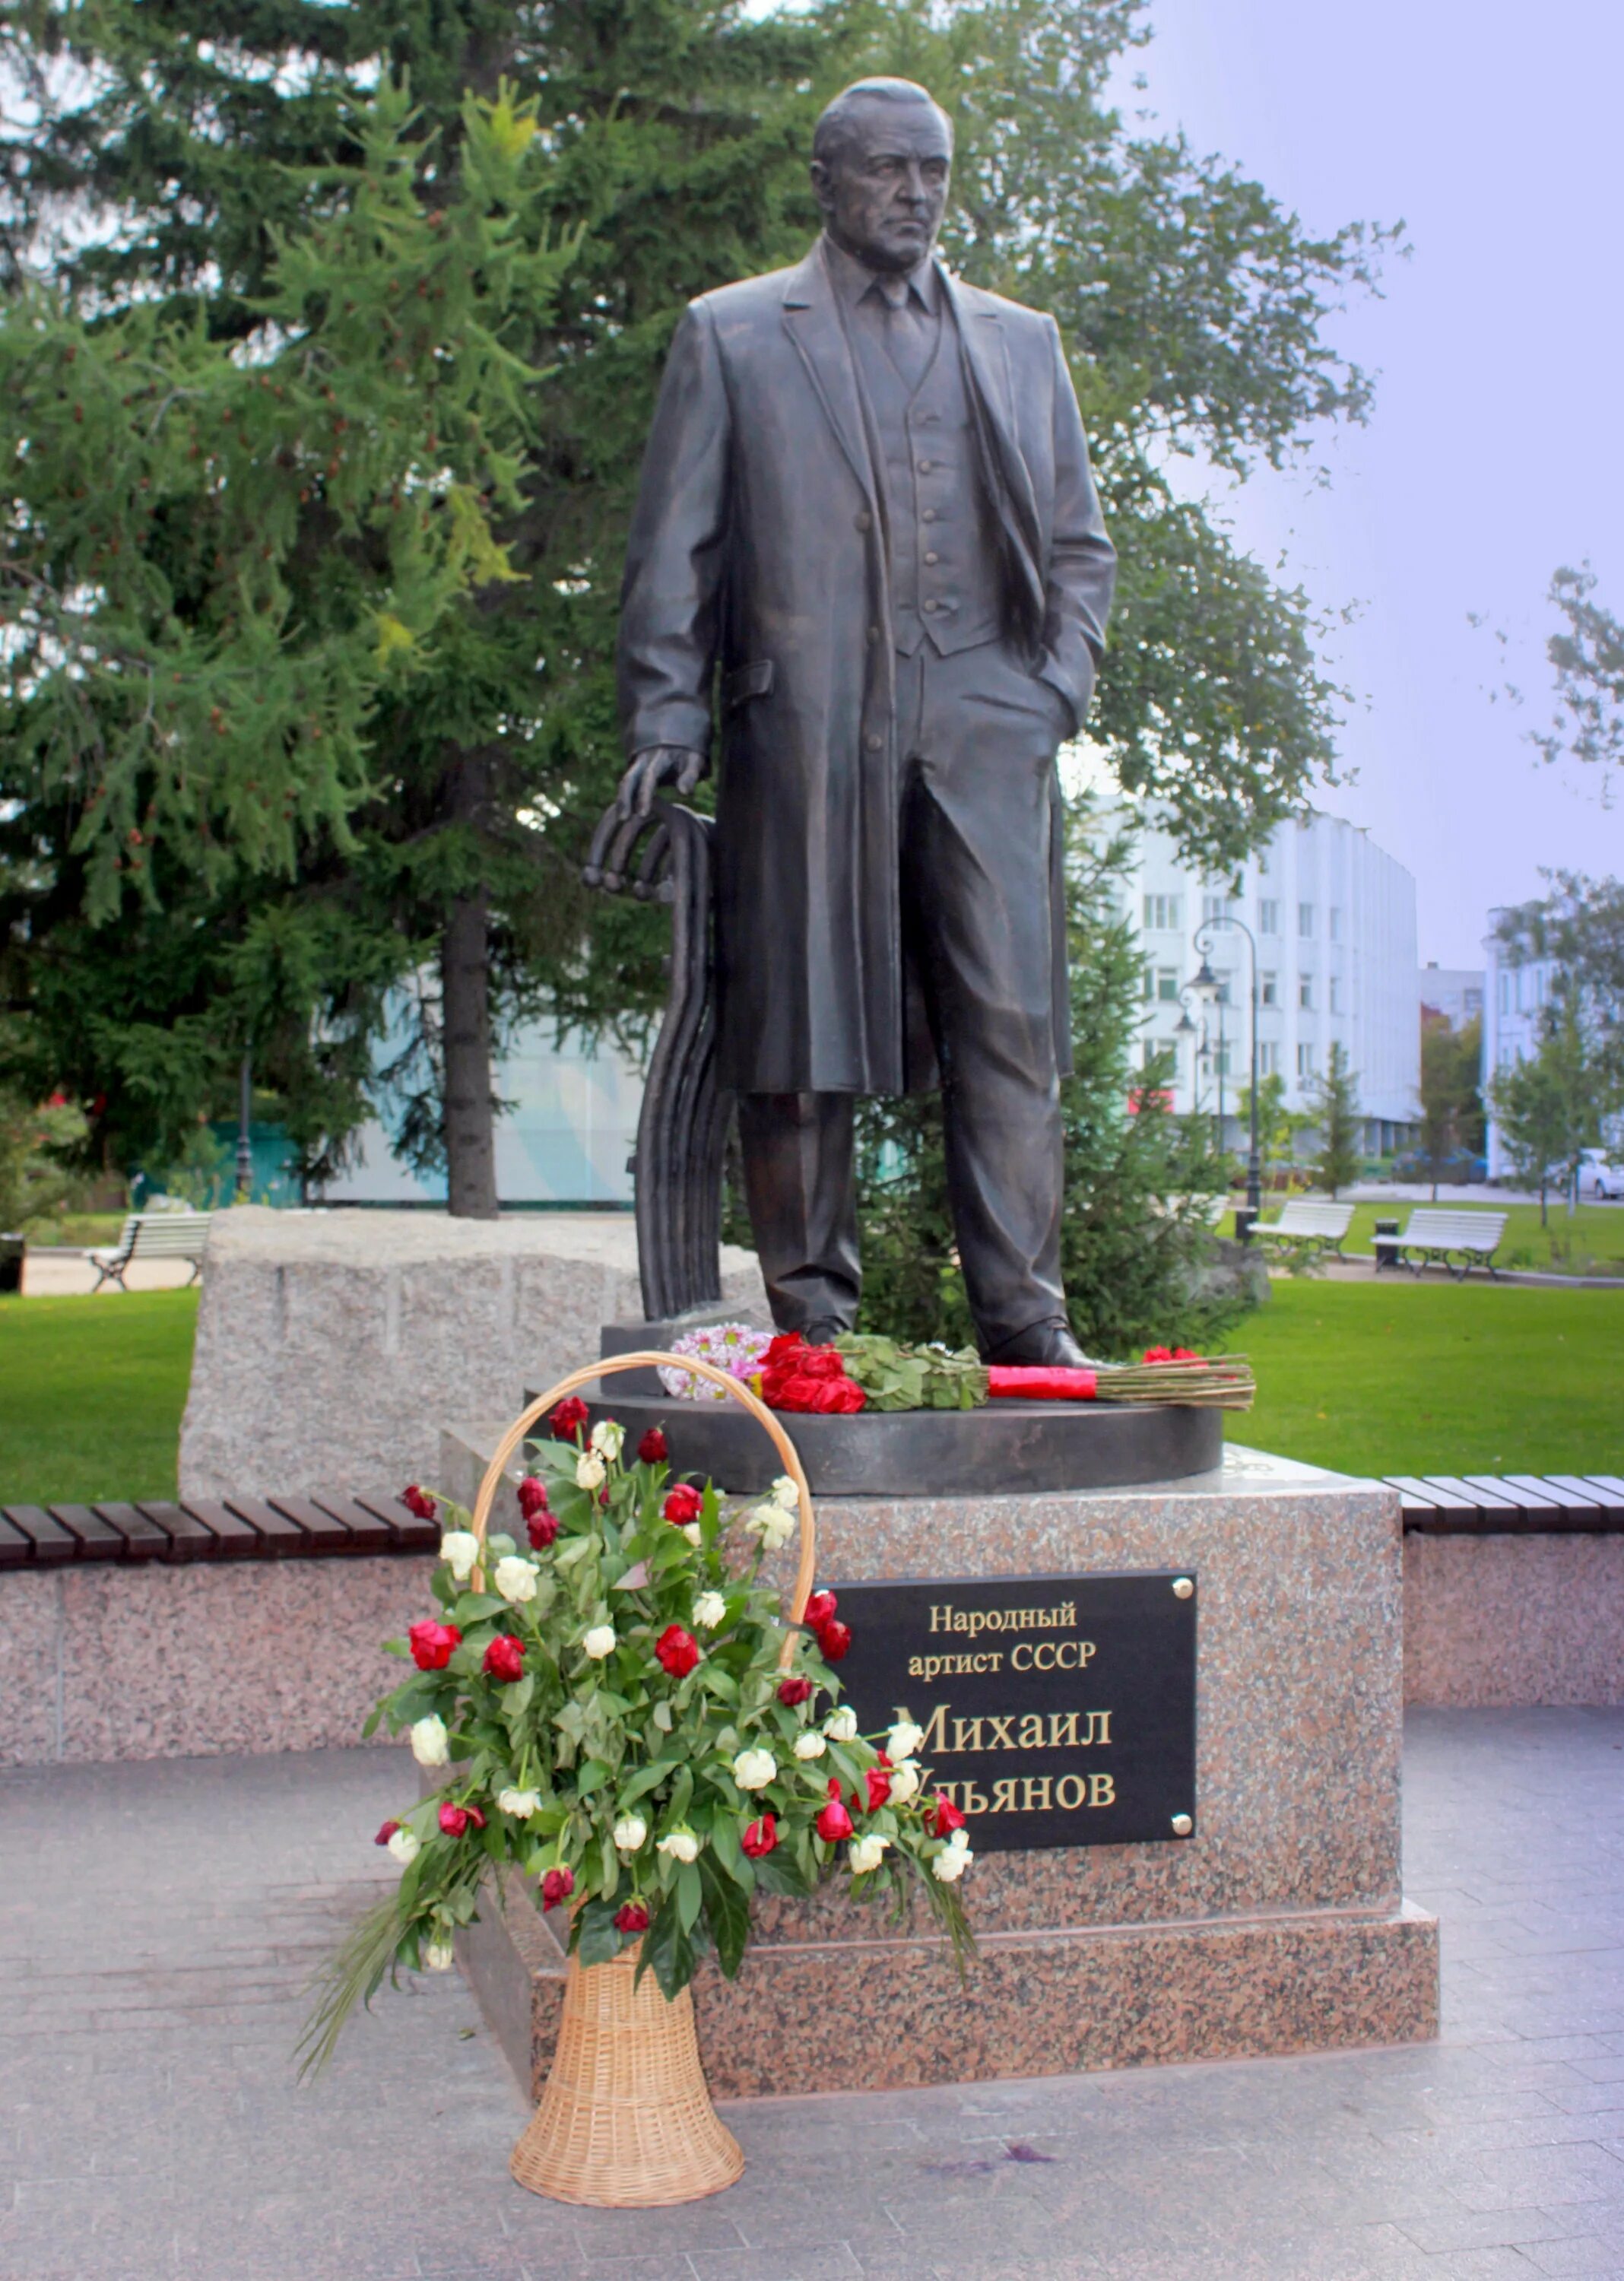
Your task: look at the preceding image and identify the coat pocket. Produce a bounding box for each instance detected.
[722,658,775,711]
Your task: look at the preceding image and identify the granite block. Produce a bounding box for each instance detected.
[1404,1535,1624,1706]
[0,1556,433,1765]
[178,1207,766,1500]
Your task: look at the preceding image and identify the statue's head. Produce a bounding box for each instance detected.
[810,78,953,274]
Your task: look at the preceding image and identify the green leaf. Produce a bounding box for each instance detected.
[617,1758,680,1806]
[675,1858,703,1933]
[573,1758,613,1797]
[576,1899,625,1969]
[698,1851,751,1978]
[652,1701,674,1733]
[638,1895,696,2000]
[452,1592,509,1623]
[500,1673,534,1715]
[706,1810,754,1892]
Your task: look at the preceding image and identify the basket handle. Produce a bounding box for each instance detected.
[467,1351,817,1673]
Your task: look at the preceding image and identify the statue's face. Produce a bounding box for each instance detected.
[811,98,952,274]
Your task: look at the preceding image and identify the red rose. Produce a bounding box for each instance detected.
[374,1819,400,1847]
[931,1795,967,1838]
[816,1618,852,1663]
[763,1333,806,1364]
[484,1635,525,1683]
[866,1753,893,1811]
[401,1483,437,1521]
[817,1794,855,1843]
[1172,1347,1203,1363]
[541,1866,575,1911]
[526,1509,560,1550]
[439,1801,470,1838]
[663,1482,704,1524]
[517,1474,549,1518]
[550,1395,589,1441]
[655,1623,700,1679]
[1142,1346,1173,1365]
[797,1348,845,1381]
[807,1378,861,1413]
[741,1813,779,1857]
[638,1426,668,1464]
[773,1372,823,1410]
[804,1591,838,1627]
[614,1902,649,1934]
[467,1804,487,1829]
[777,1676,814,1706]
[408,1619,462,1671]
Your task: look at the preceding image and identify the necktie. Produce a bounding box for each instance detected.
[874,275,933,394]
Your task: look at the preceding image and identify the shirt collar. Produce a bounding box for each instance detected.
[821,233,940,314]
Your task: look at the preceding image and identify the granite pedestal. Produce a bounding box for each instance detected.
[442,1431,1439,2099]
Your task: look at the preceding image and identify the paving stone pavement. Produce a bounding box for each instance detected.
[3,1710,1624,2281]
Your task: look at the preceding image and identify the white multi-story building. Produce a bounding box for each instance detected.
[1117,807,1419,1154]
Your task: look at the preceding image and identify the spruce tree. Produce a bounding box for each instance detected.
[1307,1040,1362,1198]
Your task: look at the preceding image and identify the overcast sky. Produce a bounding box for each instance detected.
[1112,0,1624,967]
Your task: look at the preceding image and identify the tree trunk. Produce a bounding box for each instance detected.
[442,884,500,1219]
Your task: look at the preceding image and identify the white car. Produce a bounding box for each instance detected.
[1577,1150,1622,1200]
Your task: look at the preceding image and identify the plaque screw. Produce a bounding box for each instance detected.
[1171,1813,1193,1836]
[1172,1576,1194,1599]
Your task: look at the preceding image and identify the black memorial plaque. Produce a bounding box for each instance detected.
[828,1570,1197,1852]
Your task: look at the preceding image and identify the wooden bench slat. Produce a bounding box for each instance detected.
[1582,1474,1624,1504]
[49,1503,130,1561]
[90,1502,173,1560]
[351,1491,439,1552]
[309,1493,396,1554]
[1420,1476,1518,1509]
[1503,1474,1603,1512]
[1542,1473,1624,1513]
[1,1506,81,1564]
[1385,1475,1477,1512]
[265,1496,357,1556]
[222,1497,312,1556]
[176,1499,264,1558]
[0,1513,34,1568]
[1459,1474,1555,1510]
[134,1502,224,1559]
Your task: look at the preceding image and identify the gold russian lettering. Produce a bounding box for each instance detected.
[1056,1774,1087,1809]
[1010,1642,1033,1671]
[951,1718,985,1753]
[990,1778,1017,1812]
[1048,1713,1079,1748]
[1018,1714,1046,1749]
[1021,1777,1053,1812]
[929,1604,951,1633]
[961,1783,989,1812]
[908,1656,925,1677]
[1078,1641,1097,1667]
[1082,1712,1112,1744]
[1090,1772,1115,1807]
[985,1715,1015,1750]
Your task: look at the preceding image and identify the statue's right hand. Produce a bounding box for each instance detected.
[616,744,708,820]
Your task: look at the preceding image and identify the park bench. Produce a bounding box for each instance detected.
[87,1210,212,1291]
[1394,1207,1508,1280]
[1251,1199,1354,1262]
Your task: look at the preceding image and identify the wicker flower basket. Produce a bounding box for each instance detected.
[465,1350,817,2208]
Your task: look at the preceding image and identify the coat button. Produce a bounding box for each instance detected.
[917,458,932,472]
[867,625,880,644]
[921,507,937,522]
[922,598,938,614]
[855,510,872,532]
[865,731,883,752]
[924,550,939,565]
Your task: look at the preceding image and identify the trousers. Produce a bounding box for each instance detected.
[737,638,1071,1354]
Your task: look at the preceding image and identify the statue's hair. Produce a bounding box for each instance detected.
[811,78,952,167]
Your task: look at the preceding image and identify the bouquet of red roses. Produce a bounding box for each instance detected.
[754,1333,867,1414]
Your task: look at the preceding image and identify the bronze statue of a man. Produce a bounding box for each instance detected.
[614,77,1117,1366]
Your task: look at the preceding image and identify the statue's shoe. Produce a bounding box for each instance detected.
[982,1321,1105,1369]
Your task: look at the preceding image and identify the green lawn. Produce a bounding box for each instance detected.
[1229,1278,1624,1479]
[1220,1198,1624,1278]
[0,1290,199,1505]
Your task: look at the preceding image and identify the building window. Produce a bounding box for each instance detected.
[1258,899,1280,935]
[1142,1038,1164,1071]
[1201,893,1233,924]
[1299,975,1313,1010]
[1213,973,1232,1005]
[1142,893,1182,931]
[1296,1042,1315,1079]
[1258,1042,1280,1077]
[1464,988,1483,1014]
[1298,902,1315,938]
[1156,969,1178,1002]
[1328,906,1343,943]
[1329,976,1341,1014]
[1499,972,1510,1014]
[1212,1044,1232,1078]
[1257,852,1269,875]
[1260,971,1279,1007]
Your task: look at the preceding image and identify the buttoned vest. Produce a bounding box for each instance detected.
[850,312,1005,658]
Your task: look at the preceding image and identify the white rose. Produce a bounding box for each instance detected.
[410,1714,450,1768]
[439,1529,480,1581]
[493,1555,538,1604]
[575,1450,607,1491]
[613,1813,648,1853]
[656,1828,700,1863]
[582,1623,616,1660]
[732,1747,776,1791]
[933,1830,973,1883]
[589,1419,625,1461]
[744,1504,795,1552]
[770,1474,800,1510]
[693,1591,727,1629]
[823,1706,858,1743]
[385,1825,421,1865]
[423,1938,455,1972]
[887,1715,926,1762]
[848,1832,890,1874]
[793,1731,826,1761]
[887,1760,921,1805]
[681,1522,703,1547]
[496,1788,541,1819]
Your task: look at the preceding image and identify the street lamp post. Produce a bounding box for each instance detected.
[1191,915,1263,1241]
[235,1053,254,1204]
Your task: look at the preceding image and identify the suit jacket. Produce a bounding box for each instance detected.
[616,237,1117,1096]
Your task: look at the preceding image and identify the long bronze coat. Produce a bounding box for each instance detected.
[617,240,1117,1096]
